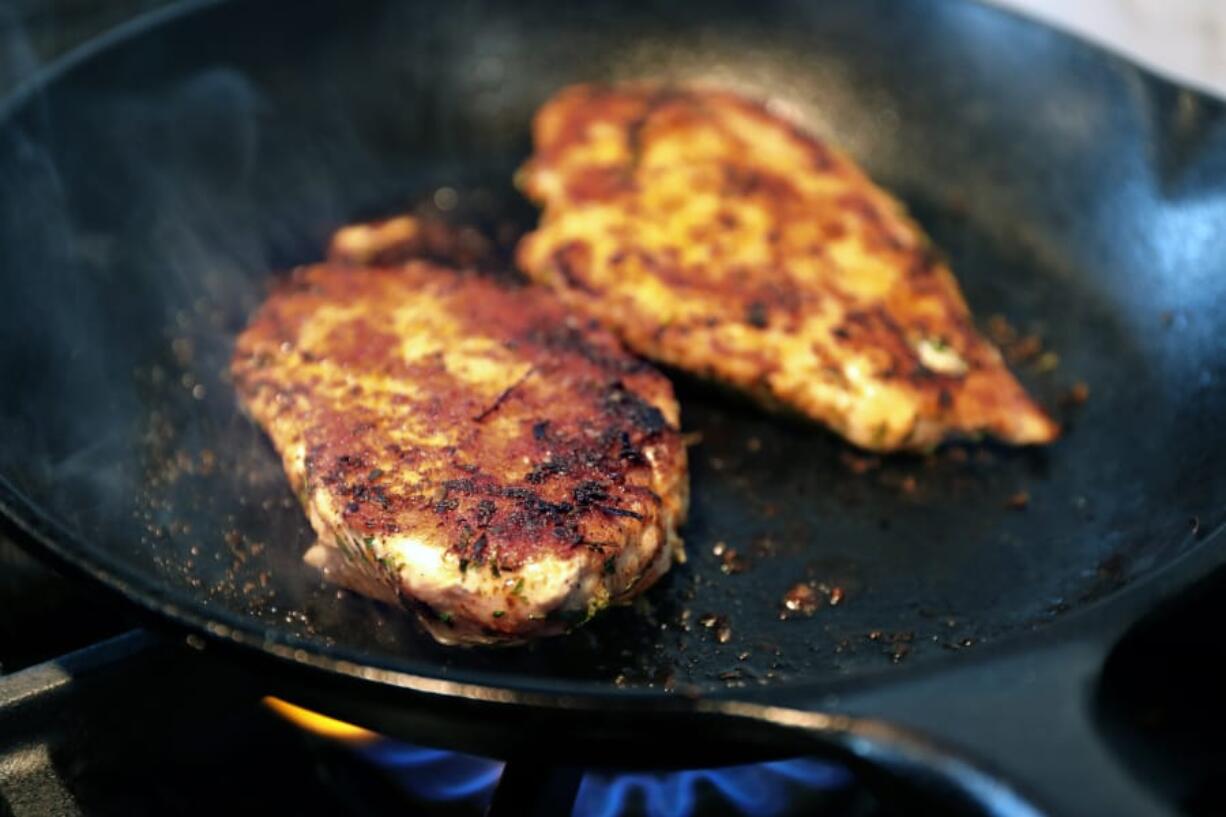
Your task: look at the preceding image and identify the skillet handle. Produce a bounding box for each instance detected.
[748,637,1172,817]
[736,527,1226,816]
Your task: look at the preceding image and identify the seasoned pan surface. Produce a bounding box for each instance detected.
[1,0,1223,702]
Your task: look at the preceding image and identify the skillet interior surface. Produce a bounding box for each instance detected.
[0,0,1224,699]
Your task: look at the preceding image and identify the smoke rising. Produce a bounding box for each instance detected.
[0,0,565,660]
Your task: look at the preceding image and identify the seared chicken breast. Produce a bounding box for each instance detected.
[517,84,1059,451]
[232,260,688,645]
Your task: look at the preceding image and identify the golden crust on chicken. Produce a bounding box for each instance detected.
[516,84,1059,451]
[232,259,687,645]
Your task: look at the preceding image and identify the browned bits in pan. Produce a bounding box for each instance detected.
[1005,490,1031,511]
[697,613,732,644]
[779,583,820,619]
[1061,381,1091,408]
[716,544,749,575]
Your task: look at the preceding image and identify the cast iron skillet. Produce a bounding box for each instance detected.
[1,1,1224,814]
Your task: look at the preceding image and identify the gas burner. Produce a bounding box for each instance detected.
[570,759,851,817]
[267,697,860,817]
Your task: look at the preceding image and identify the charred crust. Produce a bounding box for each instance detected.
[602,380,668,436]
[745,301,769,329]
[550,241,596,293]
[596,505,644,520]
[572,480,609,505]
[525,458,569,484]
[474,498,497,526]
[442,477,477,496]
[236,258,683,577]
[470,533,489,563]
[526,324,649,375]
[616,430,646,464]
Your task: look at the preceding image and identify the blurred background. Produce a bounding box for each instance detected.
[986,0,1226,98]
[4,0,1226,97]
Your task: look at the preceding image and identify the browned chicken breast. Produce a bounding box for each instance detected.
[232,259,688,645]
[516,84,1059,452]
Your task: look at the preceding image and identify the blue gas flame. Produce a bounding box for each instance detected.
[359,742,504,804]
[359,741,851,817]
[574,759,851,817]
